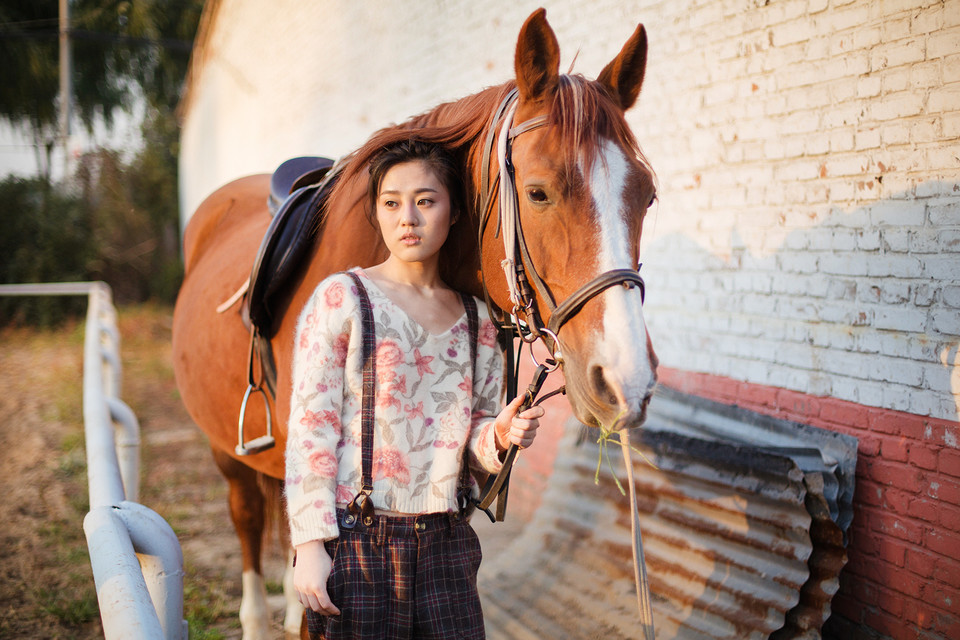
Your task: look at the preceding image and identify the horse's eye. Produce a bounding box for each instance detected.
[648,193,658,208]
[527,188,549,204]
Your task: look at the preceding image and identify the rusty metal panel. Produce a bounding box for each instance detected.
[479,388,856,640]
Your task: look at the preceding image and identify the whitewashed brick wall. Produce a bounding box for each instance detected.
[632,0,960,421]
[179,0,636,220]
[180,0,960,421]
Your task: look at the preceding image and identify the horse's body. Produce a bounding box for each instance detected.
[173,9,658,638]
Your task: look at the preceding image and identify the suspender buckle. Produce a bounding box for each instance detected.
[344,485,374,529]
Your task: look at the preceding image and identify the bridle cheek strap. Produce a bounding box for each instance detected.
[497,99,524,310]
[496,102,551,313]
[492,96,643,359]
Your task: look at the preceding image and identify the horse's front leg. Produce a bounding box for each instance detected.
[211,448,271,640]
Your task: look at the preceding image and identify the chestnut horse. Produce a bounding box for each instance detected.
[173,9,657,639]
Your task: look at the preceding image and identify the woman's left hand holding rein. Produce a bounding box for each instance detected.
[494,394,545,454]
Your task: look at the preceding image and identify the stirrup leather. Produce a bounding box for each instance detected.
[236,327,276,455]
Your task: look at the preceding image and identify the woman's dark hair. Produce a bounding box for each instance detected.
[365,138,465,225]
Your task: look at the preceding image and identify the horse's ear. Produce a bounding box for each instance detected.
[597,24,648,111]
[515,8,560,103]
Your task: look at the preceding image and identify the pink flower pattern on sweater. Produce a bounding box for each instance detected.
[285,269,504,545]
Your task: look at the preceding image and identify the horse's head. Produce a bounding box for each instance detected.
[481,9,658,432]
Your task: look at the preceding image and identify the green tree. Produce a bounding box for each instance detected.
[0,0,200,178]
[0,176,92,324]
[75,108,183,304]
[0,0,202,324]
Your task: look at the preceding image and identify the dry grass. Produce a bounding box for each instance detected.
[0,303,290,639]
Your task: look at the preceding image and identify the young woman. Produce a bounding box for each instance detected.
[286,139,544,639]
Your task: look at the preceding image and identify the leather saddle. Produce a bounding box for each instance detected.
[248,156,337,339]
[267,156,336,217]
[232,156,340,456]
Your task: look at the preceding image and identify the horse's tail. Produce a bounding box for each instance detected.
[258,473,289,549]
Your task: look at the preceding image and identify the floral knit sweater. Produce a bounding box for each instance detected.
[285,269,505,546]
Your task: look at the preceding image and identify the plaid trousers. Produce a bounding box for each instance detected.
[306,510,485,640]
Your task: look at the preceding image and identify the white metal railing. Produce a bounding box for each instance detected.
[0,282,187,640]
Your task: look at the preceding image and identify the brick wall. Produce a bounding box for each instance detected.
[632,0,960,422]
[180,1,960,637]
[629,2,960,637]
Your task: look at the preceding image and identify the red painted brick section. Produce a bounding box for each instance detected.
[909,443,939,471]
[777,387,822,417]
[875,536,907,567]
[933,613,960,640]
[905,548,938,579]
[864,607,905,639]
[940,503,960,535]
[925,527,960,559]
[738,381,778,410]
[941,449,960,477]
[880,486,912,514]
[933,476,960,507]
[922,583,960,620]
[906,497,941,525]
[820,397,872,430]
[857,479,884,507]
[903,599,935,630]
[934,556,960,590]
[859,435,882,457]
[879,433,911,463]
[866,459,924,493]
[875,584,906,616]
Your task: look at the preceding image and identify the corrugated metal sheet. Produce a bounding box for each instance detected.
[478,388,857,640]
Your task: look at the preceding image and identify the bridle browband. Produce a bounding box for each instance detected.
[474,88,646,519]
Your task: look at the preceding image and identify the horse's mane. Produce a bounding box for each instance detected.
[326,84,513,213]
[327,74,653,217]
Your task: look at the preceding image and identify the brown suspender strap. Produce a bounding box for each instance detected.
[458,293,479,511]
[460,293,479,382]
[342,271,376,528]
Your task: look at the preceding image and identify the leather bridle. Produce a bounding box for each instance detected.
[474,88,647,519]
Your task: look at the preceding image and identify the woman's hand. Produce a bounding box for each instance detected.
[494,394,545,453]
[294,539,341,616]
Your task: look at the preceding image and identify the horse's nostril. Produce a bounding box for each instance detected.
[590,365,617,406]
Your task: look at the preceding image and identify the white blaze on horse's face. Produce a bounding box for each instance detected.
[583,139,657,429]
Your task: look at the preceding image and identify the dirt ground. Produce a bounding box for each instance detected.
[0,303,525,639]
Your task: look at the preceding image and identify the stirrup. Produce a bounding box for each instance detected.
[235,327,276,455]
[235,383,275,455]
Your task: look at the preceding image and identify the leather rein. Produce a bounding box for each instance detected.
[473,88,646,520]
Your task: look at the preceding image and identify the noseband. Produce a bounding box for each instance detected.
[479,89,645,368]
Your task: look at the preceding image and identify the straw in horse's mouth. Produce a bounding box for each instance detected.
[593,416,659,495]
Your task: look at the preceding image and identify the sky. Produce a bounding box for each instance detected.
[0,103,144,182]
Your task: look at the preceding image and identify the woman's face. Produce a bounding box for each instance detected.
[375,160,453,266]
